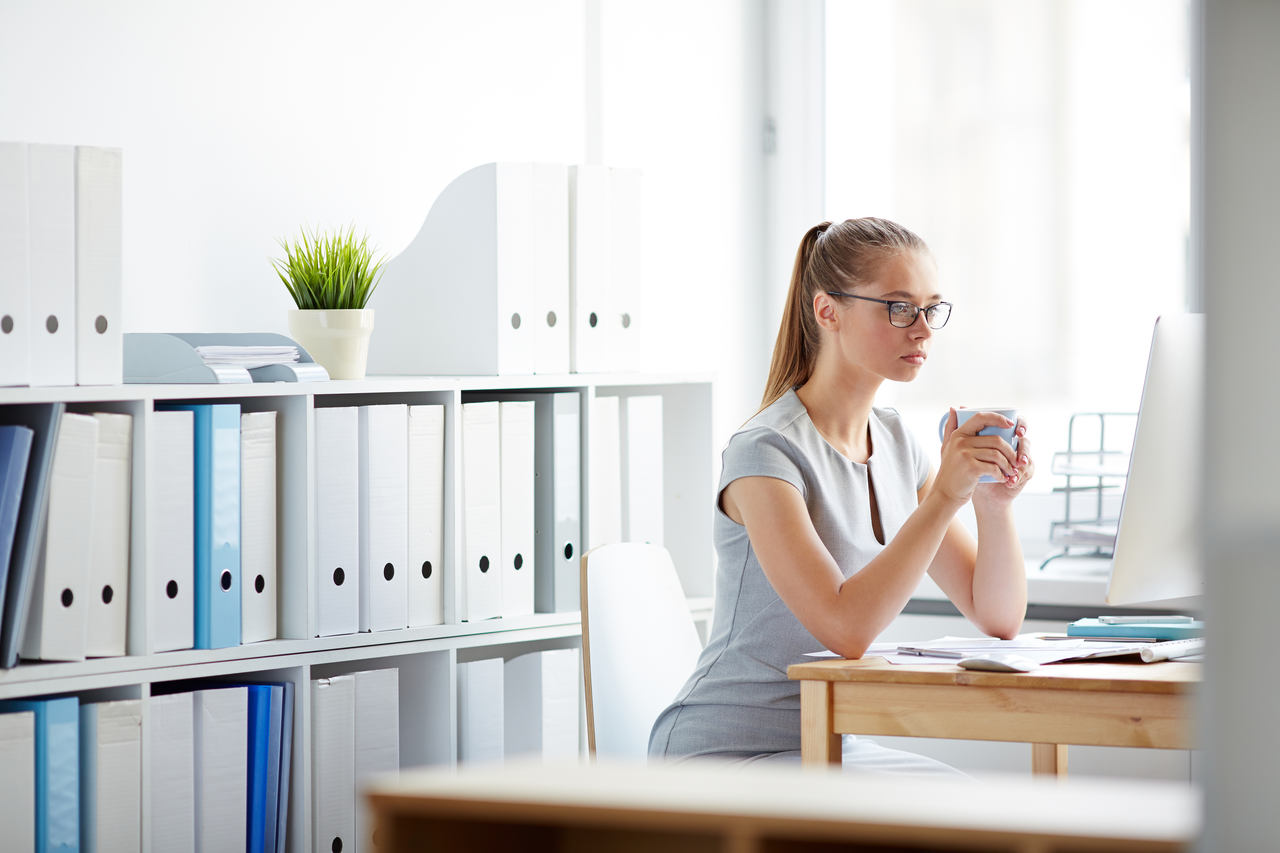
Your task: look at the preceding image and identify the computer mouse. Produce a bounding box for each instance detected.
[957,653,1039,672]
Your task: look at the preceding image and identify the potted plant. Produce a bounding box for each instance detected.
[272,226,387,380]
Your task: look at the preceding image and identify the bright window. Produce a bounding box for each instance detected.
[824,0,1191,485]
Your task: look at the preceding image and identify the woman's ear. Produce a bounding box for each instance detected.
[812,291,840,332]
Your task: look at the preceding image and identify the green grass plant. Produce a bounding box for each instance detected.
[272,226,387,310]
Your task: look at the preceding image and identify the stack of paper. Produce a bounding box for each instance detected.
[193,346,299,370]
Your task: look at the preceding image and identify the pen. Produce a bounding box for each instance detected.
[897,647,966,659]
[1097,615,1195,624]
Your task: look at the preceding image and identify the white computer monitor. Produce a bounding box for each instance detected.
[1105,313,1205,608]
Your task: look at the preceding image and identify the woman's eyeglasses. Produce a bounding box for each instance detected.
[824,291,952,329]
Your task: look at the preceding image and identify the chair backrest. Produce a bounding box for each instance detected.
[580,542,703,760]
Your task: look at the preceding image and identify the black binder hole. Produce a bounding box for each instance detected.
[546,310,557,328]
[1,315,12,334]
[333,567,345,586]
[101,585,113,604]
[95,315,108,334]
[166,580,179,599]
[513,553,523,570]
[383,562,395,581]
[621,312,632,329]
[479,555,490,573]
[46,314,59,333]
[510,312,521,329]
[588,312,598,328]
[220,570,232,591]
[421,561,432,579]
[255,574,266,594]
[331,837,343,853]
[563,542,574,561]
[60,588,74,608]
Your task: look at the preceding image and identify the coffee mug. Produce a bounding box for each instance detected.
[937,407,1020,483]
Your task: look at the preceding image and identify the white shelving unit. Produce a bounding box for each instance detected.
[0,371,715,853]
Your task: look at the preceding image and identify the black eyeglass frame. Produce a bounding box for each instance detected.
[823,291,953,329]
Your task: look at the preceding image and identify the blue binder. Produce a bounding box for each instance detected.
[0,695,80,853]
[0,425,34,611]
[262,683,284,853]
[0,403,64,669]
[158,403,241,649]
[275,680,294,853]
[245,684,272,853]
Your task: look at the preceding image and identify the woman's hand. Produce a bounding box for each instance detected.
[972,418,1034,510]
[933,409,1027,504]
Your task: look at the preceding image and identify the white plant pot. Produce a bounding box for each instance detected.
[288,308,374,380]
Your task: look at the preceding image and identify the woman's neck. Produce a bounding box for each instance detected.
[794,362,882,463]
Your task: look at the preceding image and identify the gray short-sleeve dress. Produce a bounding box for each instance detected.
[648,389,941,765]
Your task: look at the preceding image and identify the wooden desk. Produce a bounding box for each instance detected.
[787,657,1199,776]
[365,759,1198,853]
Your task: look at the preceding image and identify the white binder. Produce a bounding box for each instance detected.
[354,668,399,853]
[74,146,123,386]
[358,404,408,632]
[26,143,76,387]
[149,691,195,853]
[22,411,98,661]
[80,698,142,853]
[588,395,622,549]
[193,687,248,853]
[460,402,502,621]
[312,675,356,853]
[85,412,131,658]
[0,709,35,852]
[622,395,664,545]
[148,410,194,653]
[315,407,359,637]
[504,649,580,760]
[406,404,445,627]
[532,162,570,374]
[0,142,30,387]
[500,401,535,618]
[240,411,278,644]
[608,166,644,370]
[533,392,581,613]
[457,658,504,764]
[568,164,611,373]
[366,162,539,375]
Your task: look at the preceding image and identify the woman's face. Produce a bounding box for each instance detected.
[829,250,942,384]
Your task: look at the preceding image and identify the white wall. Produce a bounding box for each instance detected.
[0,0,767,448]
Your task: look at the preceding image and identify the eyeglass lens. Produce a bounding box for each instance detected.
[889,302,950,329]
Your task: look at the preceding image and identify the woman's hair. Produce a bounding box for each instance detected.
[759,217,930,409]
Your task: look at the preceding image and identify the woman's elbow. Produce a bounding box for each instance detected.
[976,613,1025,641]
[823,627,878,660]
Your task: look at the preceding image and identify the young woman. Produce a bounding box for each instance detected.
[649,217,1033,769]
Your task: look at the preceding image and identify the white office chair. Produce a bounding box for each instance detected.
[580,542,704,760]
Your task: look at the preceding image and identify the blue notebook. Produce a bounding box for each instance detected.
[0,425,34,614]
[0,403,65,669]
[0,695,80,853]
[157,403,241,649]
[1067,617,1204,641]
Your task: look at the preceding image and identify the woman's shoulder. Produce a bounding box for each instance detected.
[732,391,809,444]
[871,405,908,433]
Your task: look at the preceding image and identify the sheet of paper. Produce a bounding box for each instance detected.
[805,635,1146,665]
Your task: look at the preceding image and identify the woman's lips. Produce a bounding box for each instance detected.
[902,352,927,365]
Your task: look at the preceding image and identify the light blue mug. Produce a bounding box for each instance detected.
[937,407,1020,483]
